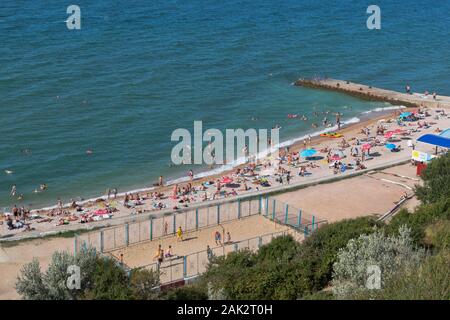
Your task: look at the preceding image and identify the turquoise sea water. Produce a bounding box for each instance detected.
[1,0,450,209]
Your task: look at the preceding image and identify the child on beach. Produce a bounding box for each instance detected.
[225,232,232,244]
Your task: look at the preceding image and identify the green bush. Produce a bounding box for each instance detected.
[16,247,98,300]
[415,152,450,204]
[387,198,450,245]
[129,269,160,300]
[198,217,381,300]
[349,250,450,300]
[200,237,308,300]
[423,220,450,250]
[81,257,133,300]
[163,285,209,300]
[298,217,382,291]
[331,226,425,299]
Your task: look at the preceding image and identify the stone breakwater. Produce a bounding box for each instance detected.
[295,78,450,109]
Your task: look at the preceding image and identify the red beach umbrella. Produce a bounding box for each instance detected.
[220,176,233,184]
[330,154,342,161]
[384,131,394,138]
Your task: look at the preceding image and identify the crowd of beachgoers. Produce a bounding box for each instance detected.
[1,106,449,237]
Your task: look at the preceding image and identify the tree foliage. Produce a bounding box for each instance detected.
[331,226,425,299]
[349,250,450,300]
[82,257,132,300]
[387,198,450,245]
[129,268,160,300]
[16,247,98,300]
[415,152,450,204]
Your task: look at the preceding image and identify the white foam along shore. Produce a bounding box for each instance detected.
[24,105,399,214]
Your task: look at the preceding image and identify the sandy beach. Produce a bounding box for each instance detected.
[1,104,449,240]
[1,101,449,299]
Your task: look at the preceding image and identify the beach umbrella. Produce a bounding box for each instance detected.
[332,150,345,158]
[330,154,342,161]
[399,112,412,118]
[300,149,317,157]
[385,143,396,150]
[220,176,233,184]
[384,131,394,138]
[362,143,372,151]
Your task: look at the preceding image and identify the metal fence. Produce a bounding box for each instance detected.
[262,197,328,235]
[74,195,327,255]
[127,230,294,285]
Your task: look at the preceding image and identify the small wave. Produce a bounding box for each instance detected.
[30,117,362,212]
[362,105,406,114]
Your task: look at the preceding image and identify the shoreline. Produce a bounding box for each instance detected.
[1,99,449,239]
[14,106,403,214]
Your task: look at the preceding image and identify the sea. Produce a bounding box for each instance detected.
[1,0,450,210]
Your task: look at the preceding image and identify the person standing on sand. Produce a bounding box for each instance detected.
[176,226,183,241]
[159,176,164,186]
[214,230,222,246]
[225,231,232,244]
[154,245,164,265]
[188,169,194,181]
[164,221,168,235]
[113,188,118,199]
[57,198,63,214]
[207,245,213,262]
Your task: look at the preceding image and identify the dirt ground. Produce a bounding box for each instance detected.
[109,214,292,269]
[0,237,73,300]
[0,163,425,299]
[275,163,420,222]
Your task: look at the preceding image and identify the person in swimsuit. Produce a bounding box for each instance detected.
[214,230,222,246]
[177,226,183,241]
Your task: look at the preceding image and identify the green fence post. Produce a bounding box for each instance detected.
[217,204,220,224]
[150,217,153,240]
[237,199,241,219]
[312,215,316,231]
[74,236,78,257]
[284,204,289,224]
[100,231,104,253]
[304,225,309,237]
[258,236,262,248]
[195,208,199,230]
[234,243,238,251]
[125,223,129,246]
[173,214,176,234]
[265,197,269,216]
[272,199,276,220]
[297,210,302,228]
[258,195,262,214]
[183,256,187,278]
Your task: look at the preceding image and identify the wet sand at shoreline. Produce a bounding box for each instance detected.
[1,106,449,239]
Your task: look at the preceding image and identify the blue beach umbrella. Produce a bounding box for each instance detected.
[385,143,396,150]
[399,112,412,118]
[300,149,317,157]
